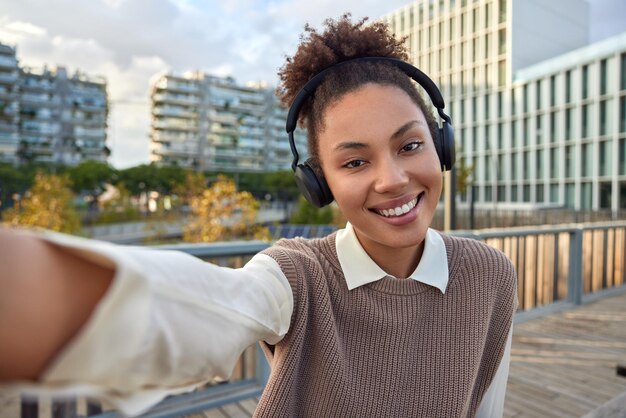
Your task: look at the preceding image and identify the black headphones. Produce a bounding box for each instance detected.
[287,56,455,208]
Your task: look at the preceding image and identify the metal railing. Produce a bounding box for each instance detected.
[15,222,626,417]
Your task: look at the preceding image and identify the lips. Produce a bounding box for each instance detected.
[371,192,424,218]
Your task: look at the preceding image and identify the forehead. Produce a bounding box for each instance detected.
[319,83,429,143]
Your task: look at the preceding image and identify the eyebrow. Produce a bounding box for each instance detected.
[333,120,424,151]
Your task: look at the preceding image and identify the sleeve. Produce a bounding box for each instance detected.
[474,327,513,418]
[5,230,293,416]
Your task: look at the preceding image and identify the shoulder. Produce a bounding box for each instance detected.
[443,233,514,270]
[439,232,517,291]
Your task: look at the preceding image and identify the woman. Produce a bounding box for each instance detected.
[0,15,516,417]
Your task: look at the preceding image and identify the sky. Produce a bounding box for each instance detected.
[0,0,411,168]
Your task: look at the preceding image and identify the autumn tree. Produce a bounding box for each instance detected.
[183,175,270,242]
[3,171,80,233]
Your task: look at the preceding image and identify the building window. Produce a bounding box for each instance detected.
[550,183,559,203]
[472,126,478,152]
[523,151,529,179]
[600,59,608,96]
[565,183,575,208]
[497,123,504,149]
[485,156,491,180]
[599,100,610,136]
[498,154,505,180]
[582,143,593,177]
[523,117,529,147]
[523,185,530,202]
[621,96,626,133]
[621,53,626,90]
[600,182,612,209]
[537,184,545,203]
[499,0,506,23]
[497,185,505,202]
[620,138,626,175]
[472,96,477,122]
[537,115,543,144]
[472,7,478,31]
[484,94,490,120]
[485,186,493,201]
[565,108,572,140]
[484,34,490,60]
[523,84,529,113]
[550,111,557,142]
[511,153,518,180]
[582,65,589,100]
[450,17,455,41]
[565,145,574,178]
[582,104,590,138]
[498,60,506,86]
[550,75,556,107]
[461,12,465,35]
[550,147,559,178]
[497,92,503,118]
[511,121,517,148]
[472,37,479,62]
[581,182,592,210]
[511,185,518,202]
[566,70,572,103]
[536,80,542,110]
[600,140,611,176]
[498,29,506,55]
[537,149,544,179]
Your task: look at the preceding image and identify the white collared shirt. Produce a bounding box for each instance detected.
[8,226,511,417]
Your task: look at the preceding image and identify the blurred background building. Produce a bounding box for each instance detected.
[0,42,108,166]
[149,72,306,172]
[381,0,626,212]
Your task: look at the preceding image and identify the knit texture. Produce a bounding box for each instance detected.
[255,232,517,418]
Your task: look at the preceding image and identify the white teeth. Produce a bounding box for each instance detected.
[375,195,420,218]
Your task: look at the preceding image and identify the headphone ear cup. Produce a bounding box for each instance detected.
[437,122,455,171]
[294,161,334,208]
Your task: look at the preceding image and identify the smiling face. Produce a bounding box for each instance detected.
[318,83,443,265]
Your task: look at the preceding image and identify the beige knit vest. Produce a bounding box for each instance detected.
[255,232,517,418]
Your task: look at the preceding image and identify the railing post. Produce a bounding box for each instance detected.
[568,228,583,305]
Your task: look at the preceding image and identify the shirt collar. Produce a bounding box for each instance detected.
[335,222,449,293]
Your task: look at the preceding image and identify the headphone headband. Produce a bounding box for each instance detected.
[286,56,446,134]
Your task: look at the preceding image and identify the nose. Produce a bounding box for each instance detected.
[373,155,409,194]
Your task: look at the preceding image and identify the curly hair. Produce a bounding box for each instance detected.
[277,14,439,168]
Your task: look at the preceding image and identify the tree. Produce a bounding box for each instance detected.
[67,160,118,194]
[290,195,334,225]
[3,171,80,233]
[183,175,270,242]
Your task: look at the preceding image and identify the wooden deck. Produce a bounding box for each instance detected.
[186,291,626,418]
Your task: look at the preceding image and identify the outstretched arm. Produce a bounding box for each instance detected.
[0,227,292,415]
[0,228,113,380]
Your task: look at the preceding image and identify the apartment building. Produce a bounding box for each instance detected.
[0,42,108,166]
[381,0,626,211]
[150,73,304,172]
[0,44,19,161]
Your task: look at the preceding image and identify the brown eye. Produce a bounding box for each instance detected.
[401,140,423,153]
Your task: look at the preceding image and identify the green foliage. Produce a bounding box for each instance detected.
[66,160,118,194]
[290,195,334,225]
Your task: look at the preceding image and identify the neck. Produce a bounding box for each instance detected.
[355,231,426,279]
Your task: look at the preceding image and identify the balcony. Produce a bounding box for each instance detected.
[0,55,17,68]
[0,71,18,83]
[153,93,199,106]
